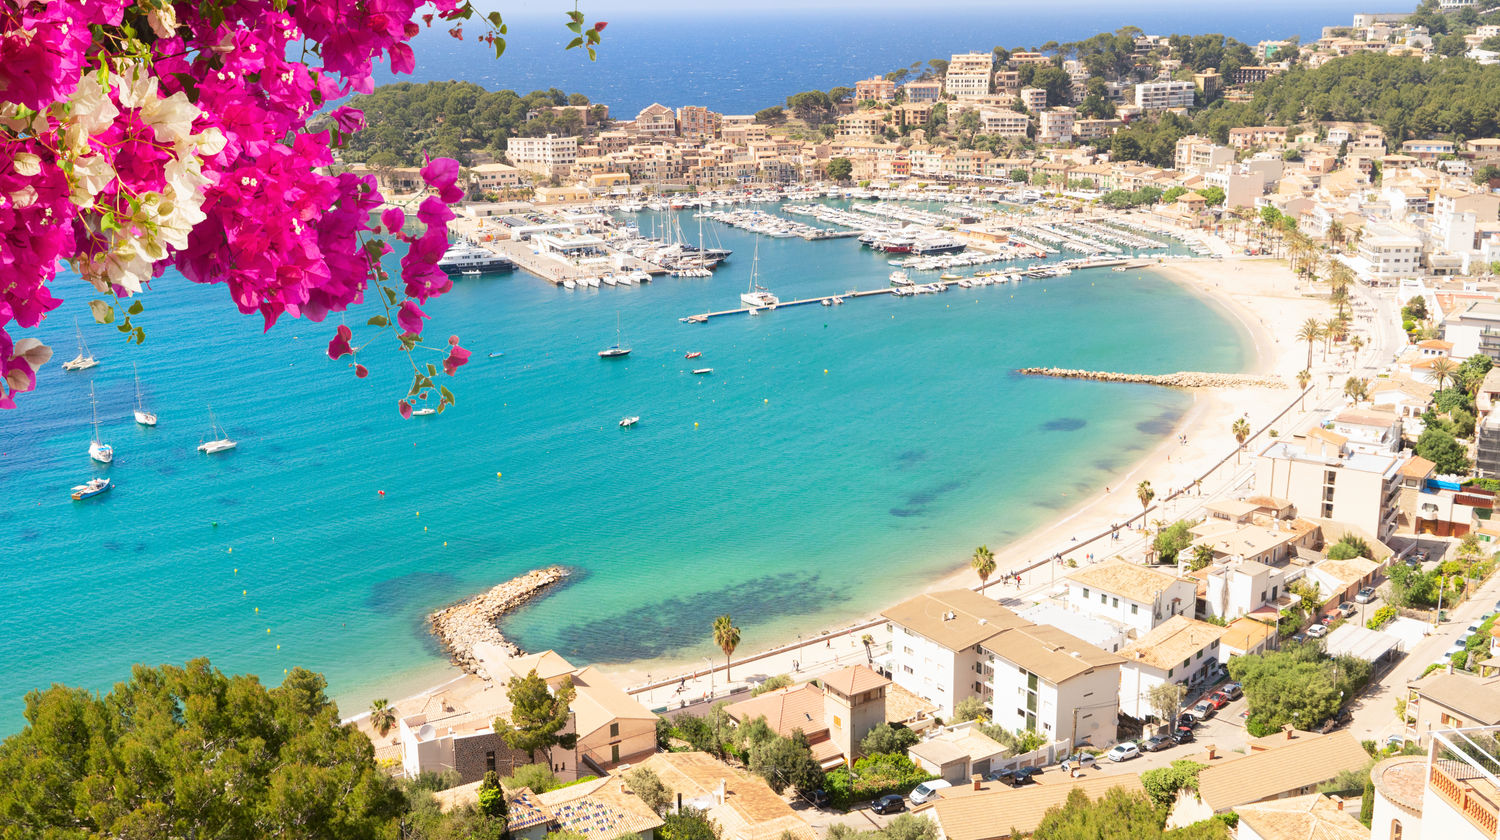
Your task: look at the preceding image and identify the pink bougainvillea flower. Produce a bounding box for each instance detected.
[354,363,368,378]
[594,21,607,31]
[381,207,405,235]
[398,399,412,419]
[396,300,427,335]
[442,343,469,376]
[330,106,365,133]
[327,324,353,359]
[420,157,464,203]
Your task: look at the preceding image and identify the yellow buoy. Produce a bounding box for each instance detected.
[255,607,259,614]
[496,472,502,478]
[824,369,828,374]
[416,511,420,517]
[242,590,246,596]
[764,398,768,404]
[444,541,448,546]
[266,628,271,634]
[424,526,428,531]
[233,568,237,574]
[276,644,280,650]
[227,547,232,553]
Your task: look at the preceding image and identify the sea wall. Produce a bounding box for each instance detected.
[1016,368,1285,389]
[428,566,570,674]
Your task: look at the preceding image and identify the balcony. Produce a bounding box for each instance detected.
[1430,728,1500,838]
[1431,761,1500,837]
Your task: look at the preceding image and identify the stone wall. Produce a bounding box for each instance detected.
[1016,368,1286,389]
[428,566,570,675]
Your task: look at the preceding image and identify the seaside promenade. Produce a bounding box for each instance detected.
[612,220,1399,716]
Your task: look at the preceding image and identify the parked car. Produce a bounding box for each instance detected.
[908,780,952,805]
[1291,632,1307,643]
[872,794,906,815]
[1355,587,1377,604]
[1059,753,1098,772]
[1139,735,1170,753]
[1203,693,1229,710]
[1190,700,1217,720]
[1318,709,1352,734]
[1338,602,1358,618]
[1385,735,1405,750]
[1220,682,1243,700]
[1107,743,1141,762]
[1177,713,1197,729]
[1171,726,1195,745]
[1307,623,1329,639]
[808,789,830,809]
[997,767,1042,787]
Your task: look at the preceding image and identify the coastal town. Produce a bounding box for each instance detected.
[18,0,1500,838]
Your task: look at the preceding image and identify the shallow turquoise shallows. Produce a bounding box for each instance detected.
[0,204,1250,731]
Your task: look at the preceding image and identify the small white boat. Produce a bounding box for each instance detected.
[87,383,112,463]
[1112,265,1128,272]
[939,273,962,281]
[62,318,98,371]
[746,307,760,317]
[71,477,113,501]
[619,416,639,427]
[822,298,833,306]
[889,270,912,287]
[198,407,237,453]
[563,279,577,290]
[132,362,157,426]
[692,368,713,375]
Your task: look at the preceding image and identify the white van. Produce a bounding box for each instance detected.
[909,779,953,804]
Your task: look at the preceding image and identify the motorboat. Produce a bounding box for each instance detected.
[889,270,912,287]
[619,416,639,427]
[685,352,702,359]
[437,240,515,276]
[71,477,113,501]
[692,368,713,375]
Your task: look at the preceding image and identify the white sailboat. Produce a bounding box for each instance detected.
[132,362,157,426]
[739,239,778,309]
[62,318,98,371]
[598,312,631,358]
[198,407,237,453]
[87,383,112,463]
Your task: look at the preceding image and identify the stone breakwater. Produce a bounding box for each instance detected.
[1016,368,1286,389]
[428,566,570,674]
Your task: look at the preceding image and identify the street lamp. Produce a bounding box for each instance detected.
[702,656,715,698]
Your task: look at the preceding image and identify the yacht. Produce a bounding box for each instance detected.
[619,416,639,427]
[599,312,631,358]
[198,407,237,453]
[71,477,113,501]
[87,383,112,463]
[692,368,713,375]
[889,270,913,287]
[62,318,98,371]
[739,241,779,309]
[132,362,157,426]
[437,241,515,276]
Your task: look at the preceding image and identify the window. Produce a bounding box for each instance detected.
[1083,588,1091,599]
[611,744,620,763]
[1168,669,1174,677]
[1112,597,1119,608]
[1183,659,1191,668]
[486,751,496,773]
[609,722,619,738]
[1100,593,1107,604]
[1028,673,1039,691]
[834,715,843,728]
[1391,819,1402,840]
[1131,604,1138,615]
[1196,651,1203,660]
[903,665,914,674]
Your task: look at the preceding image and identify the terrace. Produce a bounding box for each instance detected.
[1429,727,1500,837]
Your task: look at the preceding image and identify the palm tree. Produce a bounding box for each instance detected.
[1296,369,1312,408]
[971,545,996,589]
[1232,417,1251,462]
[1430,357,1458,392]
[1321,317,1340,352]
[370,698,396,738]
[713,614,741,681]
[1349,334,1364,363]
[860,633,875,663]
[1136,480,1154,518]
[1327,220,1345,248]
[1297,318,1321,371]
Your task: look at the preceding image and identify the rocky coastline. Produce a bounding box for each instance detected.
[428,566,570,675]
[1016,368,1286,389]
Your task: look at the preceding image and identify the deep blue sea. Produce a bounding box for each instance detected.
[382,0,1372,115]
[1,201,1250,731]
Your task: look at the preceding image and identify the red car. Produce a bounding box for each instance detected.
[1205,692,1229,709]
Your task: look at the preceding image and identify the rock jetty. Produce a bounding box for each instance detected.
[429,566,570,675]
[1016,368,1285,389]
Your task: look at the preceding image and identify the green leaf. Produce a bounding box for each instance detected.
[425,363,437,378]
[566,21,582,33]
[568,10,584,22]
[381,285,398,306]
[494,39,506,59]
[486,10,503,27]
[408,373,423,396]
[588,47,597,61]
[89,300,115,324]
[367,315,389,327]
[566,36,583,50]
[440,385,456,406]
[127,300,143,315]
[117,321,131,333]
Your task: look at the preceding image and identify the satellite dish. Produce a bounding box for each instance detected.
[417,724,437,740]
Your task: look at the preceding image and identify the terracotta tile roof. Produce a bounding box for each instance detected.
[881,590,1029,652]
[916,773,1145,840]
[570,665,658,740]
[1409,670,1500,725]
[1197,731,1371,811]
[538,777,665,840]
[1333,408,1400,427]
[1119,616,1224,671]
[724,684,827,738]
[1065,561,1187,605]
[820,665,890,697]
[1236,793,1371,840]
[637,752,817,840]
[983,623,1124,684]
[1399,456,1436,479]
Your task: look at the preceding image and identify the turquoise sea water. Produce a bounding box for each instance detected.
[0,204,1250,731]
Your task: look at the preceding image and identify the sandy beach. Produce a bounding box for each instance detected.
[599,239,1342,708]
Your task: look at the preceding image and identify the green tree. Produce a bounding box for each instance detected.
[885,814,940,840]
[1297,318,1321,370]
[861,722,921,756]
[1137,480,1155,515]
[1190,543,1218,572]
[828,86,854,104]
[626,767,673,814]
[1162,186,1188,203]
[478,770,509,821]
[505,763,561,793]
[752,674,794,696]
[755,106,785,125]
[1228,645,1372,736]
[1296,369,1312,407]
[371,696,397,737]
[1153,520,1195,566]
[713,614,741,681]
[1148,681,1187,724]
[1415,426,1469,475]
[1197,186,1226,206]
[827,157,853,182]
[493,669,579,763]
[1430,357,1459,393]
[1326,534,1371,561]
[0,660,406,838]
[660,807,722,840]
[953,696,989,723]
[1232,417,1251,462]
[749,730,824,794]
[1141,760,1205,809]
[786,90,835,124]
[972,544,997,587]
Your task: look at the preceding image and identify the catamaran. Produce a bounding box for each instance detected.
[598,312,632,358]
[132,362,157,426]
[198,407,237,453]
[739,240,778,309]
[61,318,98,371]
[87,383,112,463]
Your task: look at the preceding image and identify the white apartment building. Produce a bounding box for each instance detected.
[1037,108,1075,144]
[1443,300,1500,361]
[882,590,1018,717]
[1370,727,1500,840]
[1175,135,1234,173]
[1253,429,1409,541]
[1327,408,1404,455]
[505,134,579,177]
[1134,80,1195,111]
[979,108,1029,137]
[944,52,995,100]
[1064,560,1197,638]
[1116,616,1226,719]
[1202,560,1290,622]
[1018,87,1048,112]
[1351,222,1422,285]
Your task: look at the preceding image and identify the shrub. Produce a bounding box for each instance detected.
[1366,606,1396,630]
[751,675,793,697]
[861,723,920,757]
[505,764,560,794]
[953,696,988,723]
[824,753,936,810]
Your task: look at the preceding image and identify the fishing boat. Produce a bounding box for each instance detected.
[619,416,639,427]
[692,368,713,375]
[197,407,237,454]
[739,242,778,310]
[599,312,631,358]
[70,477,113,501]
[61,318,98,371]
[685,351,702,359]
[132,362,157,426]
